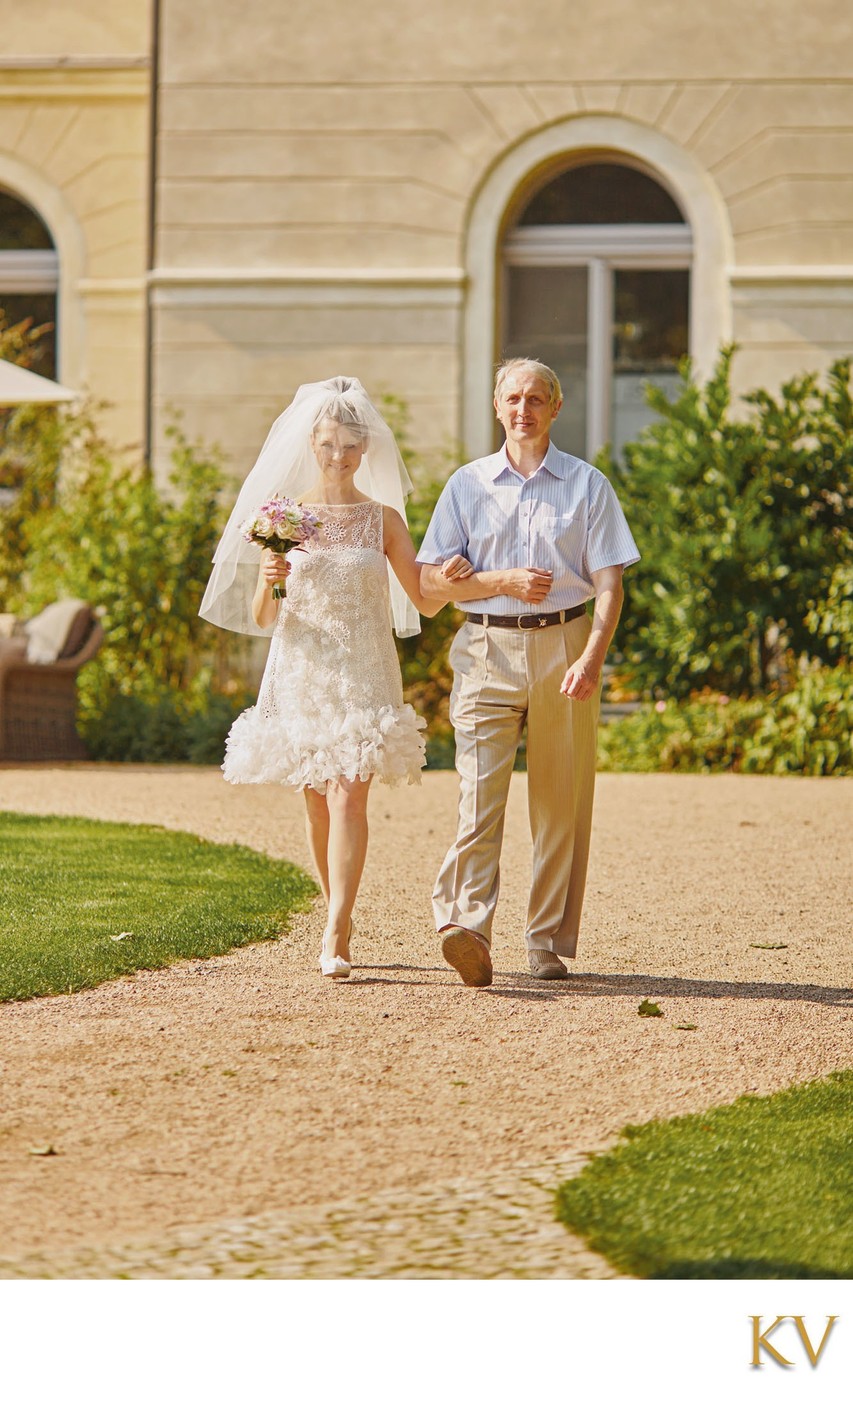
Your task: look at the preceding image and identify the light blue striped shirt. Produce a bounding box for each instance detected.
[417,441,641,614]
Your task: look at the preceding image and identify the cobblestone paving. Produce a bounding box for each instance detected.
[0,1154,625,1280]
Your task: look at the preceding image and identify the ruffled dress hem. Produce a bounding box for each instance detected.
[223,700,426,793]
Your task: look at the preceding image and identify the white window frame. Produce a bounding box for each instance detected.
[0,155,88,386]
[0,250,59,294]
[463,117,734,459]
[503,223,692,460]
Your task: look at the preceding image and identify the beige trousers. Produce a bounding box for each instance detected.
[433,616,600,959]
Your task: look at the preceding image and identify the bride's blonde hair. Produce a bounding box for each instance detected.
[311,392,371,446]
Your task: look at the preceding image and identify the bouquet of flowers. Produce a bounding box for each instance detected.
[240,496,323,598]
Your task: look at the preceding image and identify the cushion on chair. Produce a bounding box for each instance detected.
[24,599,91,665]
[58,605,94,659]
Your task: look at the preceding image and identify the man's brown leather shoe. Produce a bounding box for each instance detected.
[528,949,569,979]
[441,927,493,987]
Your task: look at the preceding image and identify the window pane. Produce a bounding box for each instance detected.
[0,191,54,250]
[519,163,684,226]
[502,266,588,456]
[611,269,689,461]
[0,293,57,378]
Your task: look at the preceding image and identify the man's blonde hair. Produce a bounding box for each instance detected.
[494,358,562,411]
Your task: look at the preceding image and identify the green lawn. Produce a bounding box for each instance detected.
[0,811,317,1002]
[556,1070,853,1278]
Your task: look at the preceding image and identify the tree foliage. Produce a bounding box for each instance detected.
[600,349,852,698]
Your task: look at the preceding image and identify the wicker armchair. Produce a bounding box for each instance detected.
[0,608,104,761]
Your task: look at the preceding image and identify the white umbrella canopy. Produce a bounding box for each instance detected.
[0,358,78,406]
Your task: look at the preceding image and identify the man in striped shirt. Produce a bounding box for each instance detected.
[418,358,640,987]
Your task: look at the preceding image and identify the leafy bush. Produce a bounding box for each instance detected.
[78,686,251,765]
[380,394,463,762]
[395,475,461,764]
[598,668,852,775]
[741,667,853,775]
[21,412,228,694]
[80,691,190,764]
[806,560,853,660]
[600,351,852,698]
[0,393,251,762]
[185,691,253,765]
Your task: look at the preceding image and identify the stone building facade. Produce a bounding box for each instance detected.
[2,1,852,478]
[0,3,151,447]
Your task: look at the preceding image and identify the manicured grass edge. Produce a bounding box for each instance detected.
[0,811,318,1003]
[554,1070,853,1280]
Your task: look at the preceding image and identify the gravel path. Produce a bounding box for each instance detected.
[0,765,850,1278]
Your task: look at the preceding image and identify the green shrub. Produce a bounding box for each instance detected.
[741,667,853,775]
[380,394,463,759]
[600,351,852,699]
[598,668,852,775]
[395,476,461,762]
[806,560,853,661]
[78,690,190,763]
[78,682,252,765]
[20,412,230,700]
[186,691,252,765]
[0,394,253,763]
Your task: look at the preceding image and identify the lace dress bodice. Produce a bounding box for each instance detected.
[222,500,425,791]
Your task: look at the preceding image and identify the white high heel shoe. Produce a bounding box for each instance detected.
[319,923,353,980]
[319,951,351,979]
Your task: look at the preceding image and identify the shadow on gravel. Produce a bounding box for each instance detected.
[331,965,851,1007]
[356,964,447,974]
[496,971,853,1007]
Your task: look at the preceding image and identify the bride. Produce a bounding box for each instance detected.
[199,377,472,980]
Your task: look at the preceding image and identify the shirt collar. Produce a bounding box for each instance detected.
[489,440,567,481]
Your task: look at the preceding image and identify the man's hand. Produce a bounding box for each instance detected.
[420,562,552,605]
[559,566,624,702]
[503,567,553,604]
[560,655,599,701]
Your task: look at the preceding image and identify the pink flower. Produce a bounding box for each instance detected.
[718,694,730,706]
[655,700,666,713]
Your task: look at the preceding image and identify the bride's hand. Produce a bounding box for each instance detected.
[261,549,291,588]
[439,554,475,581]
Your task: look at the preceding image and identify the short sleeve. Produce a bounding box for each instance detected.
[584,472,641,574]
[416,474,469,565]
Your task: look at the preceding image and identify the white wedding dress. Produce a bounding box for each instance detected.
[222,500,426,792]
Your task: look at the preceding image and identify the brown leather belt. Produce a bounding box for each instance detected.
[465,604,587,630]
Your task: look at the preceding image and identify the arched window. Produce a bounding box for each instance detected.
[0,189,58,378]
[501,160,691,460]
